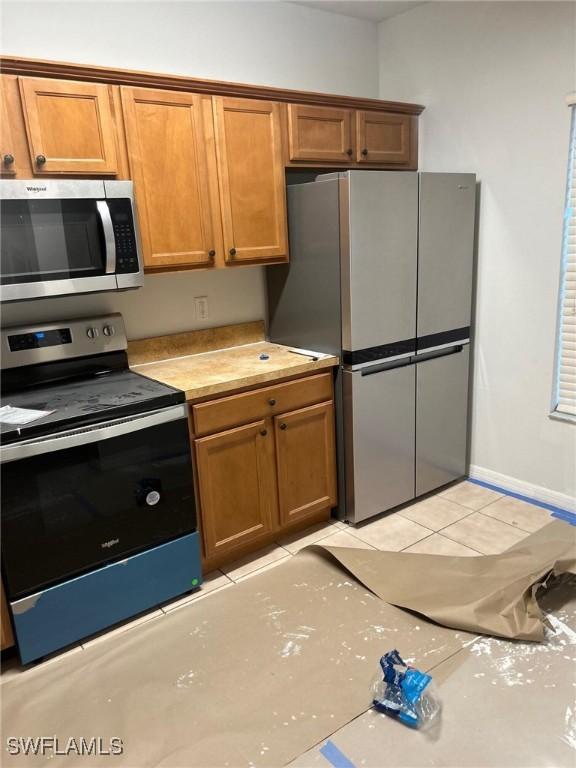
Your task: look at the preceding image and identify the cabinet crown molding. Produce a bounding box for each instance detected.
[0,55,425,116]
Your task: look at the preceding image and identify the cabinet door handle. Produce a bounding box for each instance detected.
[346,148,353,157]
[279,422,287,430]
[3,153,14,166]
[260,429,267,436]
[208,250,216,258]
[229,247,236,257]
[268,398,276,406]
[361,148,368,157]
[36,154,47,165]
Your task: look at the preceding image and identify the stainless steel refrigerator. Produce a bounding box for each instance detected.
[267,171,476,523]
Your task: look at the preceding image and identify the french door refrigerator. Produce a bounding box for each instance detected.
[267,170,476,523]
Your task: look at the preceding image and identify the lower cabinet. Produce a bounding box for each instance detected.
[195,420,277,557]
[274,402,337,525]
[192,372,337,565]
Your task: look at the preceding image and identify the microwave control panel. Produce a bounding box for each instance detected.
[108,199,140,274]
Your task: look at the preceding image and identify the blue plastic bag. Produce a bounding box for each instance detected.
[372,649,441,729]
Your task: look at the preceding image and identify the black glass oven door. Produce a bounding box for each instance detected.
[0,198,113,285]
[1,406,197,600]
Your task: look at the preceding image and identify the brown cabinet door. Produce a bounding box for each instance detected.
[195,420,277,559]
[213,97,288,264]
[287,104,354,163]
[121,87,218,269]
[18,76,119,175]
[0,77,17,177]
[274,401,337,525]
[1,580,14,651]
[356,111,414,166]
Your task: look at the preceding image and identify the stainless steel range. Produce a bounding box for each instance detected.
[0,313,201,663]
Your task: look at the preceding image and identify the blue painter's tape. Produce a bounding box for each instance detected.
[320,741,357,768]
[468,478,575,520]
[551,510,576,527]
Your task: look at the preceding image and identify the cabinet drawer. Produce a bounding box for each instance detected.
[192,372,333,436]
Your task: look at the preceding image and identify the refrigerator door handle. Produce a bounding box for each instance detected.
[415,344,466,364]
[359,357,415,376]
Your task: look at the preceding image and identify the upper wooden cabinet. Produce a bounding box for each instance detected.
[213,97,288,265]
[0,75,32,177]
[356,111,414,166]
[0,78,17,176]
[121,87,218,269]
[18,76,119,175]
[287,104,354,164]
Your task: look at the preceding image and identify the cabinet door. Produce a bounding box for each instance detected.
[356,111,414,166]
[0,76,32,178]
[287,104,354,163]
[195,420,277,559]
[274,401,337,525]
[213,97,288,264]
[121,88,218,269]
[0,77,17,177]
[1,580,14,651]
[18,76,119,175]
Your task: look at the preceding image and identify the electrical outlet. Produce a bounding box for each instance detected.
[194,296,209,322]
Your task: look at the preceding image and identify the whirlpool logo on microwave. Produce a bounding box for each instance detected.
[101,538,120,550]
[25,186,47,193]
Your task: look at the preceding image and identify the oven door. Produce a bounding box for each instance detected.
[0,404,197,600]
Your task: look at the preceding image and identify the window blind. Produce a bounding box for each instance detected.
[554,105,576,417]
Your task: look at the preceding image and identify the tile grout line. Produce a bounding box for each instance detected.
[474,507,548,536]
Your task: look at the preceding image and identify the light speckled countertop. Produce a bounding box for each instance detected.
[131,341,338,401]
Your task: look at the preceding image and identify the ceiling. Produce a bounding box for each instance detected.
[292,1,426,22]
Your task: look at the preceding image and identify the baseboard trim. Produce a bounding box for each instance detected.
[468,465,576,514]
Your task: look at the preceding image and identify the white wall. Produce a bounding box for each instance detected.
[0,0,378,339]
[379,1,576,504]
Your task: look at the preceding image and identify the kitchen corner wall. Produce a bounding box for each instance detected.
[378,1,576,504]
[0,0,378,340]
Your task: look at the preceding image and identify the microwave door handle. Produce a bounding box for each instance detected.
[0,404,186,464]
[96,200,116,274]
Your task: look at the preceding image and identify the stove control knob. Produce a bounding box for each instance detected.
[146,490,161,506]
[86,327,99,339]
[102,324,115,337]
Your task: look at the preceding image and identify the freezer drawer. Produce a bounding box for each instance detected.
[416,345,470,496]
[343,364,415,523]
[418,173,476,341]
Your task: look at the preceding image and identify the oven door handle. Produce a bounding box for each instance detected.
[0,404,187,464]
[96,200,117,274]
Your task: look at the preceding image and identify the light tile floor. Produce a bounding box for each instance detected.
[1,480,555,683]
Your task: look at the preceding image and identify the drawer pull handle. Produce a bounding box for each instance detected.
[260,429,267,436]
[3,153,14,166]
[361,148,368,157]
[279,422,287,430]
[36,154,47,165]
[268,398,276,406]
[208,249,216,258]
[229,247,236,257]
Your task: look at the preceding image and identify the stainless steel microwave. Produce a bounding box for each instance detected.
[0,180,143,302]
